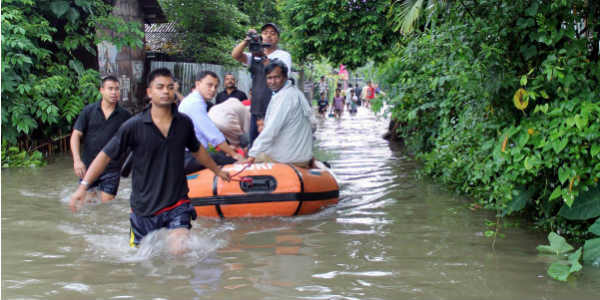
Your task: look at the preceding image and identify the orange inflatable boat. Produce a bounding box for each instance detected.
[187,161,339,218]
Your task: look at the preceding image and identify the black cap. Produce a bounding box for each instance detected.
[261,23,280,35]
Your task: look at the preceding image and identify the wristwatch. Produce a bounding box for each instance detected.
[80,180,90,187]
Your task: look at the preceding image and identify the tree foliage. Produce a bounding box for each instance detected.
[280,0,600,279]
[1,0,143,160]
[158,0,249,65]
[387,0,447,34]
[235,0,280,27]
[280,0,397,69]
[369,0,600,273]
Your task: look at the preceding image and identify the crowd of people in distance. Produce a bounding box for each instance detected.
[316,77,384,119]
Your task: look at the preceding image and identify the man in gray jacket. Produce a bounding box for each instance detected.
[246,60,314,168]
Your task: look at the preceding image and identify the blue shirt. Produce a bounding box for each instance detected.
[178,91,226,148]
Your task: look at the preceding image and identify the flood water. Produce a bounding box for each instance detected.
[2,107,600,300]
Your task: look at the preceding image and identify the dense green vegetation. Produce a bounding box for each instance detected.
[280,0,395,69]
[1,0,143,167]
[281,0,600,280]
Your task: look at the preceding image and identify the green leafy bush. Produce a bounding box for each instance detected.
[280,0,395,69]
[371,0,600,279]
[1,141,45,168]
[1,0,143,167]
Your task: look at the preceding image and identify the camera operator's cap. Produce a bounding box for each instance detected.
[261,23,280,35]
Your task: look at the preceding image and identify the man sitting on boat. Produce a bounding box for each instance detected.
[246,59,314,168]
[208,97,251,150]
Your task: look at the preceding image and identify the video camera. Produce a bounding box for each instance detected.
[247,32,271,55]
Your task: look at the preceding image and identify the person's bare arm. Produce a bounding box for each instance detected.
[70,152,112,212]
[191,147,230,181]
[232,29,257,64]
[70,130,86,178]
[242,156,255,165]
[232,40,249,64]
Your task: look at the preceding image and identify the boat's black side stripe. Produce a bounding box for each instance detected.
[288,164,305,216]
[212,174,224,218]
[190,190,339,206]
[287,164,305,193]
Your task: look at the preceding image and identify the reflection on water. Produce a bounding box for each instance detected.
[2,106,600,300]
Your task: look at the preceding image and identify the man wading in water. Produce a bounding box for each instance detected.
[70,75,131,203]
[70,68,230,255]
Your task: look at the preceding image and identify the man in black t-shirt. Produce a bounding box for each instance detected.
[214,73,247,105]
[354,84,363,106]
[70,68,230,255]
[70,76,131,203]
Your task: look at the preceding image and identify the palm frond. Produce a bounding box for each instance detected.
[389,0,424,34]
[389,0,447,35]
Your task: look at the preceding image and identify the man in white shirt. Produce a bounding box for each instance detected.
[345,83,354,109]
[318,76,328,96]
[178,71,244,174]
[245,60,314,168]
[231,23,292,147]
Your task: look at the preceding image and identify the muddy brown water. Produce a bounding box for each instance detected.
[2,107,600,300]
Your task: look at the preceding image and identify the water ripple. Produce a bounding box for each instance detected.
[312,271,394,279]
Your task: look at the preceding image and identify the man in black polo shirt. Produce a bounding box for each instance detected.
[214,73,247,105]
[70,68,230,255]
[70,75,131,203]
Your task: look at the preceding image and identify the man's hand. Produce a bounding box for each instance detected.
[70,186,87,212]
[69,151,112,212]
[74,160,86,178]
[245,28,257,40]
[216,170,231,182]
[256,119,265,133]
[242,156,255,165]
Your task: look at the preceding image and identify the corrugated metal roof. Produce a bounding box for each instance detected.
[144,22,181,53]
[145,23,177,33]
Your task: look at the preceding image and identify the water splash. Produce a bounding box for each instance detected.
[123,225,232,263]
[123,229,226,263]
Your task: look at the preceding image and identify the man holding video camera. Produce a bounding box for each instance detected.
[232,23,292,147]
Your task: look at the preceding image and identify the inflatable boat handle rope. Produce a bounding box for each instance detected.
[229,162,253,185]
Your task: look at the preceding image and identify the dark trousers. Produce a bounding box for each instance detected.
[249,114,260,148]
[184,151,236,175]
